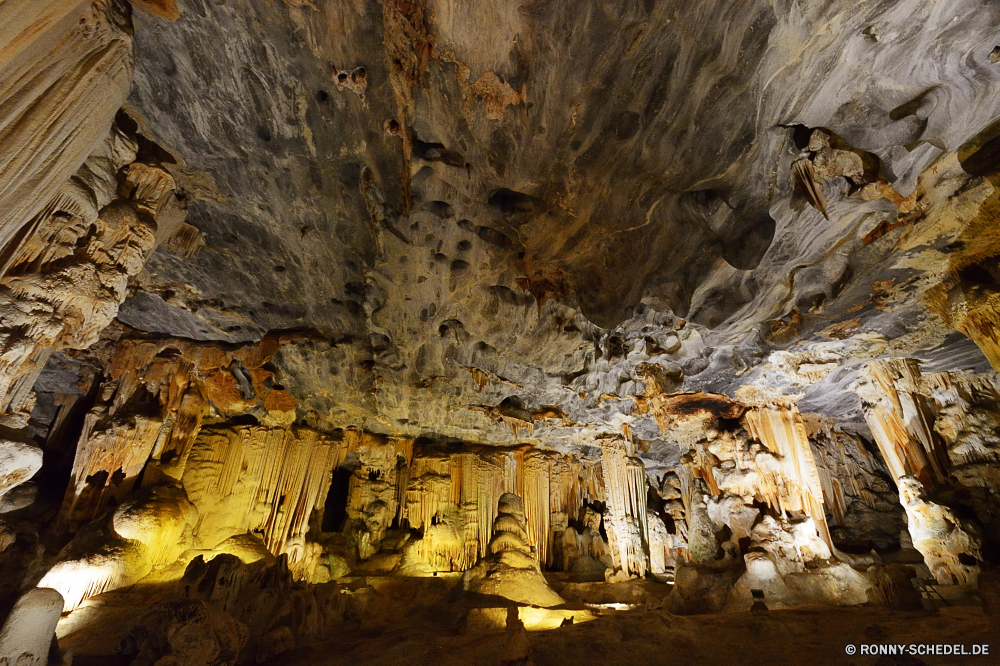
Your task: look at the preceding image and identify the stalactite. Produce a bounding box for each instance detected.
[41,484,196,612]
[397,443,603,572]
[58,411,165,531]
[600,436,649,577]
[57,334,302,530]
[805,415,900,540]
[523,452,551,566]
[345,433,412,550]
[856,358,949,489]
[0,0,134,258]
[853,361,994,584]
[742,402,833,548]
[471,368,489,391]
[181,425,344,560]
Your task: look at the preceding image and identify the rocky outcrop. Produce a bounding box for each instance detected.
[0,440,43,508]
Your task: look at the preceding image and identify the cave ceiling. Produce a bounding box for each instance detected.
[99,0,1000,469]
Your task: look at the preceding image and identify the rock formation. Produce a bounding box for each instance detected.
[462,493,565,608]
[3,0,1000,662]
[0,440,43,507]
[0,587,64,666]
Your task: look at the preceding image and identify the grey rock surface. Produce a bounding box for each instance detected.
[113,0,1000,464]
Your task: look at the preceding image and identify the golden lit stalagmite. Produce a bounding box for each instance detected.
[461,492,566,608]
[401,443,604,572]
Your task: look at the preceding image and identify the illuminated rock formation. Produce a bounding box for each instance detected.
[57,334,300,531]
[180,426,342,560]
[856,359,949,489]
[40,482,196,611]
[462,492,565,608]
[898,476,981,586]
[806,416,905,551]
[0,0,133,257]
[855,359,995,584]
[401,443,604,572]
[740,401,832,549]
[664,395,834,567]
[0,138,177,427]
[0,440,43,507]
[5,0,1000,661]
[0,587,64,666]
[344,432,412,560]
[600,436,650,578]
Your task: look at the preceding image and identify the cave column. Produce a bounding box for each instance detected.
[855,359,981,584]
[741,399,833,549]
[600,435,650,577]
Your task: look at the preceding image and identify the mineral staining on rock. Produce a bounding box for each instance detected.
[2,0,1000,663]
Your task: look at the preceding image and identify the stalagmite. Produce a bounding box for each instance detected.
[0,0,1000,661]
[344,432,412,559]
[652,470,690,569]
[682,471,722,565]
[40,483,197,611]
[401,443,604,572]
[898,476,981,586]
[462,492,565,608]
[855,360,991,584]
[0,587,64,666]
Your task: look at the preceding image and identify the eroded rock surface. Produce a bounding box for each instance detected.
[3,0,1000,664]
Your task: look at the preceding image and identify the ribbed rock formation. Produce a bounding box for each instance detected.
[462,492,565,608]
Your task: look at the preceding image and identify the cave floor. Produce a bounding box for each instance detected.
[57,571,994,665]
[268,605,993,666]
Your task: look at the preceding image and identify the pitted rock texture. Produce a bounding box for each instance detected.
[104,0,1000,470]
